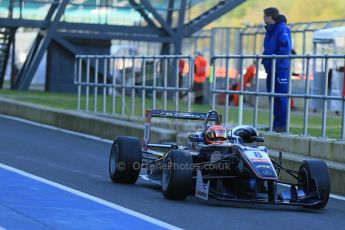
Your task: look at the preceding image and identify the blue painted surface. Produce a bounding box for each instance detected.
[0,168,165,230]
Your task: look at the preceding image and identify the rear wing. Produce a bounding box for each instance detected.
[143,109,221,150]
[148,110,221,120]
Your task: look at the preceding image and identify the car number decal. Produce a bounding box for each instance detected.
[245,150,270,163]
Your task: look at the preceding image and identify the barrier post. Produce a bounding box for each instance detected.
[341,59,345,139]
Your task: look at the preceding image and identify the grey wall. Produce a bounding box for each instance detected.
[46,38,111,93]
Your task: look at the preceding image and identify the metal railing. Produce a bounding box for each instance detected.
[74,55,194,119]
[74,54,345,140]
[211,54,345,139]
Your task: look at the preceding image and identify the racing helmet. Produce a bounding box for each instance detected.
[205,125,227,144]
[231,125,258,143]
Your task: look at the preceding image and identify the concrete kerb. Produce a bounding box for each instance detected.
[309,138,345,164]
[1,97,345,195]
[0,98,176,143]
[262,132,345,164]
[261,133,314,156]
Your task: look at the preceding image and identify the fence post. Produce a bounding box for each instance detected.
[77,56,82,112]
[303,56,310,136]
[269,57,276,131]
[286,55,292,134]
[152,58,157,110]
[94,57,98,113]
[321,56,329,138]
[224,57,230,127]
[121,57,125,116]
[341,58,345,139]
[141,58,146,118]
[86,57,90,112]
[175,57,179,111]
[111,57,116,115]
[103,57,108,114]
[238,55,244,125]
[187,55,193,112]
[211,57,216,111]
[253,55,260,128]
[163,58,168,111]
[131,57,135,117]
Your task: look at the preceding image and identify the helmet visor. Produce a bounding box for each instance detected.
[207,130,227,141]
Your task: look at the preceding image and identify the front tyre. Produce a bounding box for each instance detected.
[109,136,142,184]
[298,160,330,209]
[162,150,193,200]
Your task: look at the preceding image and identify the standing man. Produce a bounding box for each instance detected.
[262,7,292,132]
[193,52,208,104]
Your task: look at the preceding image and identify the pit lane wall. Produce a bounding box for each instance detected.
[0,98,175,145]
[0,97,344,195]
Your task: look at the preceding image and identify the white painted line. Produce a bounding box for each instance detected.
[330,194,345,201]
[0,163,181,230]
[2,114,345,202]
[0,114,112,144]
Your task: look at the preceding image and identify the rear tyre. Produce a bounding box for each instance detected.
[162,150,193,200]
[109,136,142,184]
[298,160,330,209]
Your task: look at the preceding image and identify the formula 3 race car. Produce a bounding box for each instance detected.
[108,110,331,209]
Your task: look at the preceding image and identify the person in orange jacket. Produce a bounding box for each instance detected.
[178,58,185,87]
[193,52,208,104]
[232,62,256,106]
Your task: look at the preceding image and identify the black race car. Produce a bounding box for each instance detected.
[108,110,330,209]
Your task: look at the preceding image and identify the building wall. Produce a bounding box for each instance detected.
[46,38,110,93]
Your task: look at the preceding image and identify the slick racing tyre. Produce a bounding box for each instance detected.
[109,136,142,184]
[298,160,330,209]
[162,150,193,200]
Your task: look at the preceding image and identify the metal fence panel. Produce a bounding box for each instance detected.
[74,54,345,140]
[74,55,194,119]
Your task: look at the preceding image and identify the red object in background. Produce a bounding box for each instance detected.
[194,55,208,83]
[232,64,297,108]
[233,64,256,106]
[291,98,295,109]
[179,59,185,76]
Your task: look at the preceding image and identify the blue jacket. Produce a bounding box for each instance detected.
[262,20,292,73]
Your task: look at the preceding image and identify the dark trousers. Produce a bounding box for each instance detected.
[193,82,204,104]
[266,68,289,130]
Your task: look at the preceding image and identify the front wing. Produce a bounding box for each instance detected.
[195,170,324,207]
